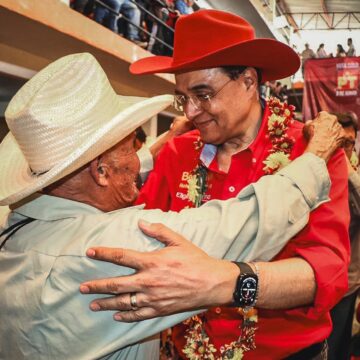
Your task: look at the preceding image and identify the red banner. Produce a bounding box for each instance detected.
[302,57,360,124]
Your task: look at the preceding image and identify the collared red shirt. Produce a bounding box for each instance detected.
[138,102,350,359]
[0,155,330,360]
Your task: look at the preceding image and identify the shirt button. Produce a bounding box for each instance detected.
[215,307,222,314]
[229,186,235,193]
[252,158,257,163]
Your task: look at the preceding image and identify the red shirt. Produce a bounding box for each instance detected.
[137,103,350,359]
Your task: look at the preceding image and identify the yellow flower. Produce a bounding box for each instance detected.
[263,152,290,173]
[232,348,244,360]
[187,174,199,204]
[268,114,286,129]
[350,151,359,169]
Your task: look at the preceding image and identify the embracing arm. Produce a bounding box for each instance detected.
[80,152,331,319]
[80,113,345,320]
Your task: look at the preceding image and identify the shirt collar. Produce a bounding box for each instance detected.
[11,194,103,221]
[199,100,270,169]
[11,194,145,222]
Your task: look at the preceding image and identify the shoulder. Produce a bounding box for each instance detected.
[161,129,201,157]
[288,118,304,134]
[288,118,306,150]
[171,129,201,146]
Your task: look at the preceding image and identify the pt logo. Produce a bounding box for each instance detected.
[336,61,359,97]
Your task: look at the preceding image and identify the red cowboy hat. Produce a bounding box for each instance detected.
[130,10,300,81]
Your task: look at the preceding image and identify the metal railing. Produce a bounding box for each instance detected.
[94,0,174,51]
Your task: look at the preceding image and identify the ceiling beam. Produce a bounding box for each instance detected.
[276,0,299,32]
[320,0,333,28]
[285,12,360,30]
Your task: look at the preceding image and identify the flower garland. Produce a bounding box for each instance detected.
[186,138,207,207]
[182,308,258,360]
[350,151,359,171]
[186,98,296,209]
[181,98,296,359]
[263,97,296,175]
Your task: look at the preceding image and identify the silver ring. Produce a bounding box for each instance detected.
[130,292,138,310]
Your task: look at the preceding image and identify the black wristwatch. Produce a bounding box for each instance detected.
[232,262,258,307]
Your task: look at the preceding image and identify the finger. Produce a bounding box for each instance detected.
[80,274,141,295]
[89,292,145,312]
[86,246,147,269]
[138,220,189,247]
[113,308,159,322]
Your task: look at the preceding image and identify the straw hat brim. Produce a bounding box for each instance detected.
[0,94,173,206]
[130,38,300,81]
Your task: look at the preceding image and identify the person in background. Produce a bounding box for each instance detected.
[118,0,147,47]
[317,43,328,58]
[175,0,193,14]
[94,0,146,47]
[301,43,316,76]
[336,44,347,57]
[94,0,122,32]
[347,38,356,57]
[145,0,178,55]
[328,112,360,360]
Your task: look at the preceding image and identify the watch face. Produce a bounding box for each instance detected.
[240,276,257,305]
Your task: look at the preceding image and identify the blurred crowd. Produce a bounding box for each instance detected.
[259,80,289,103]
[301,38,356,61]
[300,38,357,77]
[70,0,195,55]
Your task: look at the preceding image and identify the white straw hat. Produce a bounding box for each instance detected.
[0,53,173,205]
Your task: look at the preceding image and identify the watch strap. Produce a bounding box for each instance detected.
[233,262,254,276]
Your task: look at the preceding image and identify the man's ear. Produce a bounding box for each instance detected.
[243,67,258,90]
[244,77,254,90]
[90,159,110,187]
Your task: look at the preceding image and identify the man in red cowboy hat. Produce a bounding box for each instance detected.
[82,10,350,359]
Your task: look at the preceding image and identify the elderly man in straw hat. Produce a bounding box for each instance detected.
[81,10,350,359]
[0,51,344,359]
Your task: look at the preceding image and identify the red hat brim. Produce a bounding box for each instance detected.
[130,38,300,82]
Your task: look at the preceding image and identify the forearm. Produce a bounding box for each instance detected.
[254,258,316,308]
[208,258,316,309]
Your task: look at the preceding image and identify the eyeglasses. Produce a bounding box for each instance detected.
[173,78,233,112]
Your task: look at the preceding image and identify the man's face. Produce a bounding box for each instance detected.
[342,126,356,159]
[102,133,140,209]
[174,68,256,145]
